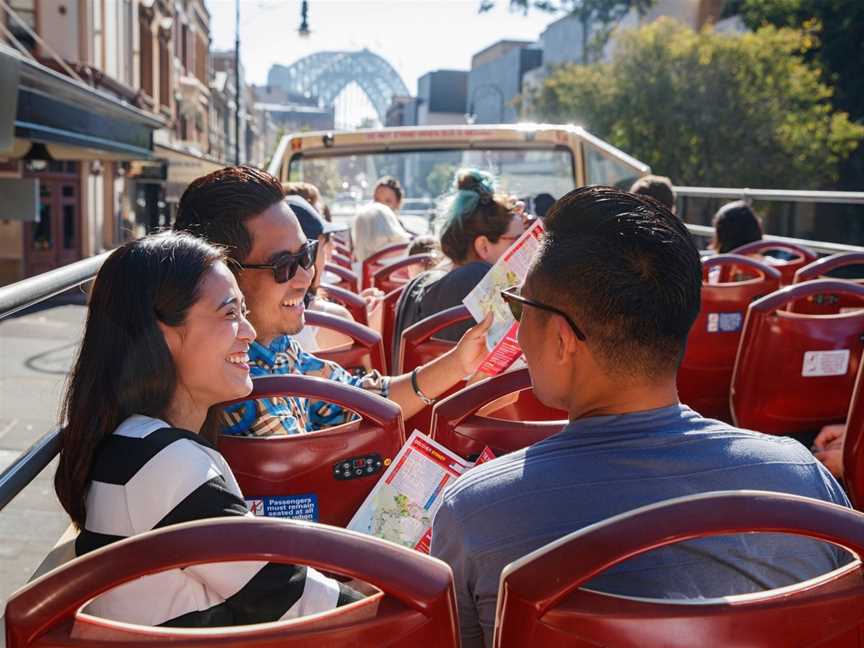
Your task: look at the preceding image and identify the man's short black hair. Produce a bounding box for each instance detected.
[528,185,701,378]
[174,166,285,262]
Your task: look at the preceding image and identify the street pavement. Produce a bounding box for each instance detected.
[0,299,86,609]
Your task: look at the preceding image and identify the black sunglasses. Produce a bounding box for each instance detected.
[238,240,319,284]
[501,285,587,341]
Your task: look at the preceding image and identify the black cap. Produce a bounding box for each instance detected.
[285,195,348,240]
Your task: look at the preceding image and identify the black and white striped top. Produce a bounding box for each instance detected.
[76,415,358,627]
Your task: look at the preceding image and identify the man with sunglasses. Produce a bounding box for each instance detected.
[174,166,491,436]
[431,186,850,648]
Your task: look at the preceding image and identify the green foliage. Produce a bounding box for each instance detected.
[525,18,864,188]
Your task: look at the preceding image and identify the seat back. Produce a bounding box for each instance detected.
[678,255,781,421]
[373,253,436,294]
[381,286,405,374]
[731,280,864,436]
[334,240,353,259]
[396,306,476,435]
[397,305,474,374]
[494,490,864,648]
[218,375,405,527]
[304,310,385,373]
[791,252,864,314]
[6,518,459,647]
[843,361,864,508]
[319,283,369,326]
[362,242,410,290]
[431,368,567,459]
[729,240,817,285]
[323,263,359,293]
[330,250,353,270]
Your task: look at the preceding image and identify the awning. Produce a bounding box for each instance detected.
[0,44,164,160]
[155,144,226,201]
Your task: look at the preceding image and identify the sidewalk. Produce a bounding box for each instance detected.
[0,299,86,607]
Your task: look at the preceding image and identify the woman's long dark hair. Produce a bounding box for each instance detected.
[55,233,224,528]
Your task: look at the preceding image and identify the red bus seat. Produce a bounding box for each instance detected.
[731,280,864,440]
[729,240,817,285]
[330,250,353,270]
[372,253,436,294]
[397,305,473,374]
[381,286,405,374]
[334,241,353,259]
[218,375,405,527]
[494,490,864,648]
[319,283,369,326]
[431,368,567,459]
[397,305,475,435]
[678,255,781,422]
[304,310,385,373]
[5,517,459,647]
[362,242,410,291]
[323,263,359,293]
[843,361,864,508]
[791,252,864,314]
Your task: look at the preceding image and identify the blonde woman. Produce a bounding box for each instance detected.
[351,202,411,263]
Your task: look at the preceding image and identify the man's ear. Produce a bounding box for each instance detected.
[555,314,580,364]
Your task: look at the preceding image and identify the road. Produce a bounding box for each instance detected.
[0,299,86,608]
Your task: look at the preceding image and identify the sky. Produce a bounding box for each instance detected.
[207,0,563,122]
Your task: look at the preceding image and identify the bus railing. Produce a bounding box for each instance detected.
[686,224,864,257]
[676,186,864,205]
[0,252,109,512]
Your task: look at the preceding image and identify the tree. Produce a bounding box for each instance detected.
[724,0,864,190]
[524,18,864,188]
[481,0,655,63]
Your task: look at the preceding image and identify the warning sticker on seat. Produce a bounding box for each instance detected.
[802,350,850,377]
[706,312,743,333]
[245,494,319,521]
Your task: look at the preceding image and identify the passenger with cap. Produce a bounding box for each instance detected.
[174,166,492,436]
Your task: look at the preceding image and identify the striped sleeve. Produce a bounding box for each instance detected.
[79,422,360,627]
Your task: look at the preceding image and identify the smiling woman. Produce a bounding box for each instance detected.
[53,232,361,627]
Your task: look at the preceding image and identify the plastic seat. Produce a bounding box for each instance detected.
[304,310,385,373]
[330,250,354,270]
[5,517,459,647]
[334,241,353,259]
[397,306,475,435]
[381,286,405,374]
[431,368,567,459]
[397,305,474,374]
[323,262,359,293]
[319,283,369,326]
[730,279,864,439]
[219,375,405,527]
[729,240,817,285]
[372,253,436,294]
[494,490,864,648]
[843,361,864,508]
[362,242,410,290]
[678,255,781,422]
[791,252,864,314]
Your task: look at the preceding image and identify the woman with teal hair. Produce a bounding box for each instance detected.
[394,168,525,344]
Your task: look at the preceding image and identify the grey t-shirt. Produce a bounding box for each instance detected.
[430,405,850,648]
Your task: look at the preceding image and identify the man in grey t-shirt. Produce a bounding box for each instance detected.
[430,186,851,648]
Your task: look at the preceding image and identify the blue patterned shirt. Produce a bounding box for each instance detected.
[222,335,390,436]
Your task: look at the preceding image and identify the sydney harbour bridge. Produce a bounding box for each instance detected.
[267,49,409,126]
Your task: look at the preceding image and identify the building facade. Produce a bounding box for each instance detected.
[468,40,542,125]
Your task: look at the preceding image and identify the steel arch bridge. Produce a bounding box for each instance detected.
[268,49,409,122]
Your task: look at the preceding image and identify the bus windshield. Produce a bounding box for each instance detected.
[289,147,577,231]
